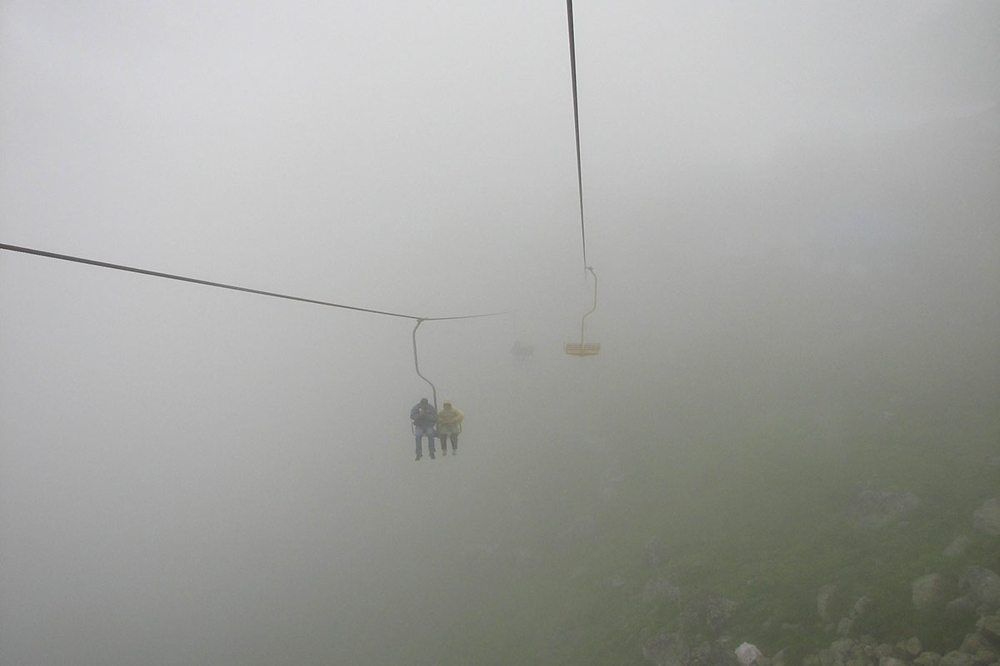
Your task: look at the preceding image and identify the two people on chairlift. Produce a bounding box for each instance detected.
[410,397,464,461]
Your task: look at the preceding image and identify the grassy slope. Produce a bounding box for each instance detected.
[425,275,1000,666]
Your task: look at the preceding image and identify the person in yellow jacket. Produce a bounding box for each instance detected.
[436,400,464,456]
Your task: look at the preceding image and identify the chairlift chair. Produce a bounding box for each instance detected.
[564,267,600,357]
[564,341,600,356]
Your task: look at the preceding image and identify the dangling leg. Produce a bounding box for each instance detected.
[428,433,436,459]
[439,435,448,455]
[450,433,458,454]
[415,433,423,461]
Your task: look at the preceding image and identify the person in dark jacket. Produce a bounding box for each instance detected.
[410,397,437,461]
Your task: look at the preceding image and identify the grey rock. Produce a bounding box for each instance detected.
[705,596,737,634]
[848,644,867,661]
[819,584,840,622]
[960,567,1000,613]
[851,595,874,618]
[948,596,980,617]
[913,573,949,610]
[837,617,853,636]
[972,650,996,664]
[900,638,923,657]
[944,535,972,558]
[880,658,906,666]
[977,615,1000,642]
[831,639,856,660]
[737,643,764,666]
[914,653,942,666]
[962,633,987,654]
[940,651,976,666]
[973,499,1000,537]
[958,632,989,654]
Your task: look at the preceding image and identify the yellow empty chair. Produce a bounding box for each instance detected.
[564,267,600,357]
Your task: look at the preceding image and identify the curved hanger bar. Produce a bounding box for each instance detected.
[579,266,597,346]
[412,319,437,409]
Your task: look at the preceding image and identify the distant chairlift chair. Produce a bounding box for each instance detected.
[564,267,601,357]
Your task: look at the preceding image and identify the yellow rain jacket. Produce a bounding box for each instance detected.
[436,403,464,435]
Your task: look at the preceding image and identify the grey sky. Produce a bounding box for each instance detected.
[4,1,996,312]
[1,2,998,664]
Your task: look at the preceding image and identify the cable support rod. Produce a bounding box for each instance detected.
[0,242,503,322]
[411,319,437,408]
[565,0,588,274]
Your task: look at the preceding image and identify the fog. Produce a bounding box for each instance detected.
[1,2,998,665]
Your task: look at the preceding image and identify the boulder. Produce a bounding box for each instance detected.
[947,596,980,617]
[971,649,996,664]
[913,573,949,610]
[851,595,874,618]
[880,658,906,666]
[973,499,1000,537]
[899,637,923,657]
[736,643,763,666]
[939,651,975,666]
[961,633,986,654]
[913,652,942,666]
[977,615,1000,643]
[830,639,856,661]
[959,567,1000,614]
[818,584,840,622]
[705,596,737,634]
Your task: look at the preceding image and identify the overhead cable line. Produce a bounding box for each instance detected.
[562,1,601,357]
[565,0,588,273]
[0,243,503,322]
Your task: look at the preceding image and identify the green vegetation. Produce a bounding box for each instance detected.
[423,344,999,666]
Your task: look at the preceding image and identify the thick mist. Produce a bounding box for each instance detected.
[2,2,998,665]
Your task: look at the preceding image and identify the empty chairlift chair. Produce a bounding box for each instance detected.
[564,267,600,357]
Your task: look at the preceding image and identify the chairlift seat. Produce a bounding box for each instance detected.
[564,342,600,356]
